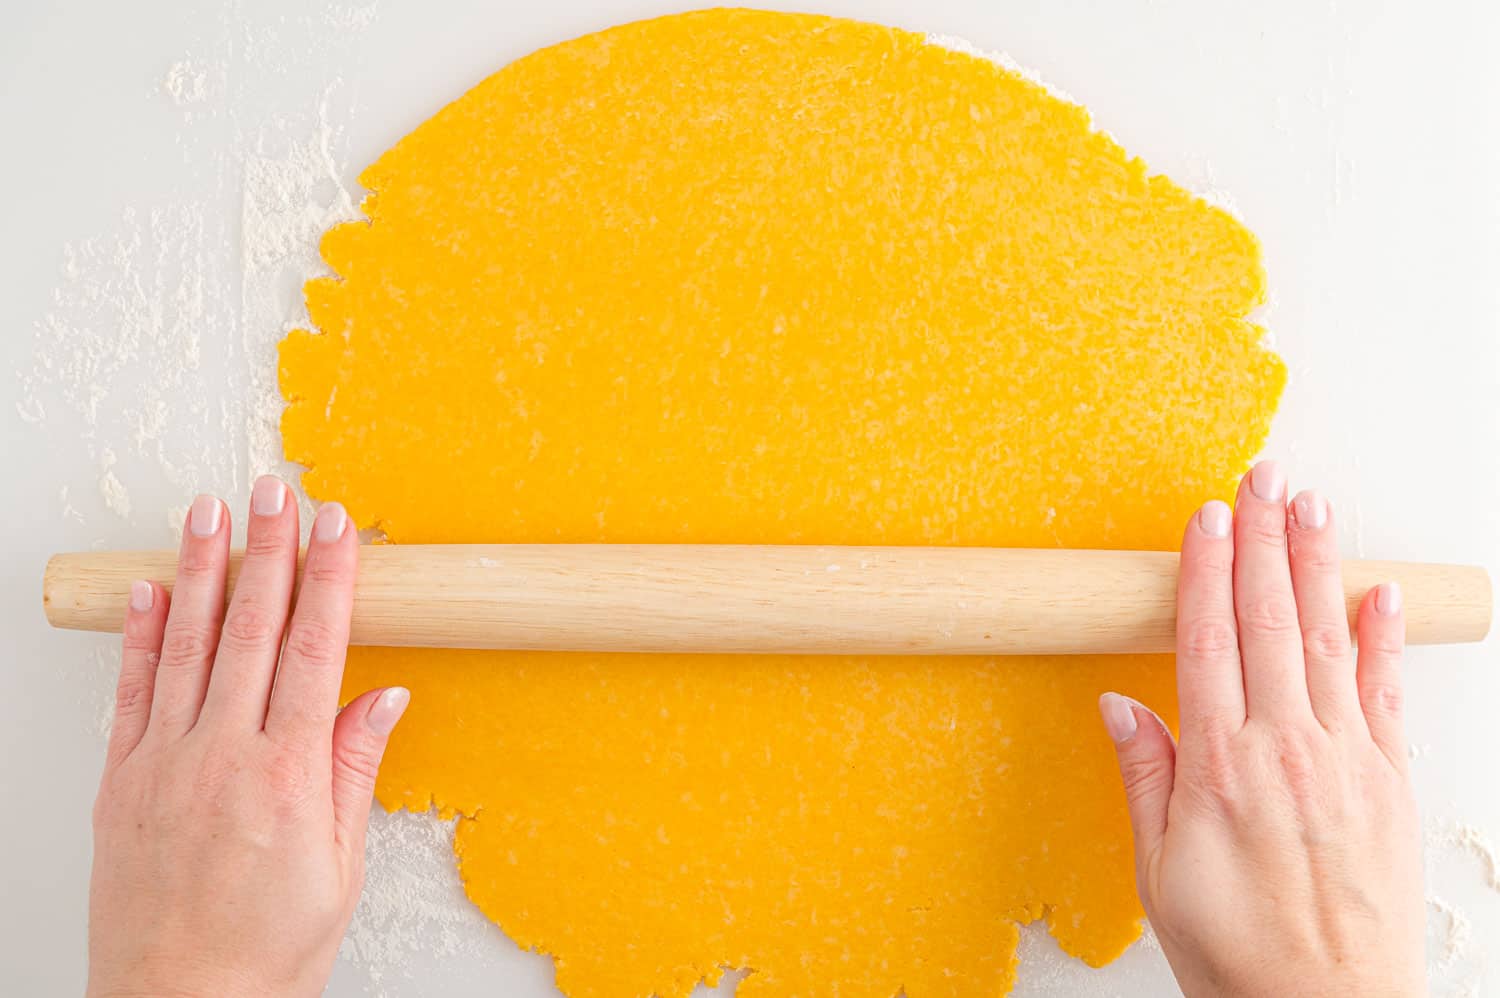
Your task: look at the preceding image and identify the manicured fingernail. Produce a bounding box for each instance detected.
[313,502,348,543]
[189,494,223,537]
[367,687,410,736]
[251,475,287,517]
[1291,489,1328,530]
[1249,460,1286,502]
[129,580,154,612]
[1375,582,1403,616]
[1098,692,1139,744]
[1198,500,1232,538]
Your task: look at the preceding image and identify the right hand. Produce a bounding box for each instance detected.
[1099,460,1425,997]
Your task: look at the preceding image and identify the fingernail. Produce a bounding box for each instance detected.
[251,476,287,517]
[129,580,154,612]
[1375,581,1403,617]
[367,687,410,736]
[1099,692,1139,744]
[189,494,223,537]
[1198,500,1232,538]
[1291,489,1328,530]
[1249,460,1286,502]
[313,502,348,543]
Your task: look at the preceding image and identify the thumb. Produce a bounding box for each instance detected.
[1099,692,1176,872]
[330,686,410,852]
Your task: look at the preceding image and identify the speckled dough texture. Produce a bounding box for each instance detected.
[278,9,1284,996]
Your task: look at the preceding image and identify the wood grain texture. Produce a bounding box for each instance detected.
[42,544,1492,655]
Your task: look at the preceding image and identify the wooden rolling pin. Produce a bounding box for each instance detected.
[42,545,1491,656]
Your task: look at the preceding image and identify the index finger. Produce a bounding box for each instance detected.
[1175,499,1246,739]
[264,502,357,749]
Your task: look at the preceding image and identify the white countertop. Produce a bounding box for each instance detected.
[3,1,1497,994]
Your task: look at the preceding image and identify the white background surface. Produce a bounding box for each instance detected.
[3,1,1498,994]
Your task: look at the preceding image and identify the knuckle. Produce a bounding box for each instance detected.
[1360,682,1405,720]
[1181,618,1237,661]
[192,745,245,798]
[1118,753,1169,800]
[1243,512,1288,547]
[177,545,224,580]
[1186,542,1232,575]
[244,528,291,559]
[1301,623,1351,664]
[122,629,161,655]
[304,557,352,587]
[1361,632,1406,661]
[114,675,154,715]
[285,618,345,667]
[221,600,284,648]
[1289,535,1339,573]
[336,737,383,790]
[1185,742,1241,813]
[1273,738,1323,803]
[1239,595,1299,637]
[160,623,219,666]
[262,747,316,808]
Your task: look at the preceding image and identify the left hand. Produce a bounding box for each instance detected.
[87,476,409,998]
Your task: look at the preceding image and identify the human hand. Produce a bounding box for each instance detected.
[1100,461,1425,997]
[87,477,409,998]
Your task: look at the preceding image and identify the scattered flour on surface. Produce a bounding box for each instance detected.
[924,34,1080,107]
[325,2,380,31]
[342,809,491,992]
[1452,823,1500,891]
[1429,818,1500,893]
[18,199,229,516]
[1009,919,1175,997]
[16,1,374,536]
[238,79,365,502]
[1427,896,1472,971]
[22,6,1500,994]
[98,448,132,519]
[163,60,210,105]
[924,33,1246,228]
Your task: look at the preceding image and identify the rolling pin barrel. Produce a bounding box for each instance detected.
[42,545,1492,656]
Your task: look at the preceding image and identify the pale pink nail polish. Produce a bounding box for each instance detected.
[313,502,348,543]
[1199,500,1232,538]
[1292,489,1328,530]
[189,494,222,537]
[251,476,287,517]
[1249,460,1286,502]
[1375,582,1403,616]
[367,687,410,736]
[1098,692,1138,744]
[129,580,154,612]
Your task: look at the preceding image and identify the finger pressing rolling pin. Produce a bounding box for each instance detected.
[42,544,1492,654]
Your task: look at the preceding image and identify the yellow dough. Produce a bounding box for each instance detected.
[279,10,1283,996]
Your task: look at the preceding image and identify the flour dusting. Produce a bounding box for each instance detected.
[1451,823,1500,891]
[342,810,494,992]
[163,60,211,106]
[9,3,534,991]
[1429,818,1500,893]
[238,79,366,513]
[98,448,133,519]
[1427,896,1472,971]
[924,34,1079,107]
[18,6,1500,995]
[924,33,1245,223]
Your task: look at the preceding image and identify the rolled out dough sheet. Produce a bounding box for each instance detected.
[278,9,1284,996]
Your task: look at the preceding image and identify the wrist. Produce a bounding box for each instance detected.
[87,966,263,998]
